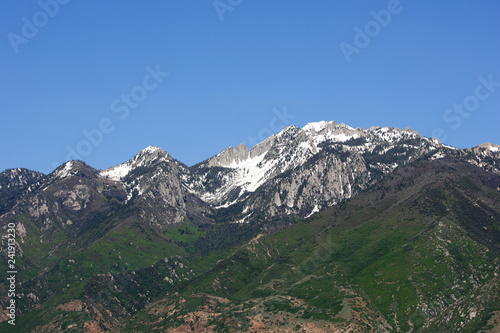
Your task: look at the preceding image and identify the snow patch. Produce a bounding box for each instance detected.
[100,163,133,181]
[100,146,167,181]
[306,205,320,218]
[298,141,314,151]
[303,121,329,133]
[234,212,253,224]
[55,161,75,179]
[430,151,446,160]
[214,198,240,209]
[442,144,458,150]
[224,152,274,193]
[141,146,163,154]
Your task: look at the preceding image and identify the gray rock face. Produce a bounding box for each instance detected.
[255,149,370,217]
[208,143,250,167]
[100,146,188,225]
[461,143,500,175]
[56,184,92,211]
[184,121,449,216]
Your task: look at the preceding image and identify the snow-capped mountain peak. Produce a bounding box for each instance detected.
[51,160,95,180]
[2,120,499,226]
[184,120,454,209]
[302,120,332,133]
[139,145,165,155]
[54,161,77,179]
[478,142,500,153]
[33,120,497,218]
[100,146,169,181]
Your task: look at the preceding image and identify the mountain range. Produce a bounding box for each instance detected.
[1,120,499,332]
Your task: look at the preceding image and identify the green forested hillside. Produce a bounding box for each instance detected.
[118,158,500,332]
[2,157,499,332]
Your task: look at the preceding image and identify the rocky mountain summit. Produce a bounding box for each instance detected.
[168,120,498,218]
[2,121,499,225]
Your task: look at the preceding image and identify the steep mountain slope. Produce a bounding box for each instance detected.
[0,121,499,332]
[119,157,500,332]
[0,147,214,324]
[100,146,194,226]
[0,168,44,215]
[0,160,126,268]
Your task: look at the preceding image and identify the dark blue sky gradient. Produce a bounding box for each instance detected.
[1,1,499,173]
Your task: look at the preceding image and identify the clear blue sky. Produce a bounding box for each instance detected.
[1,1,499,174]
